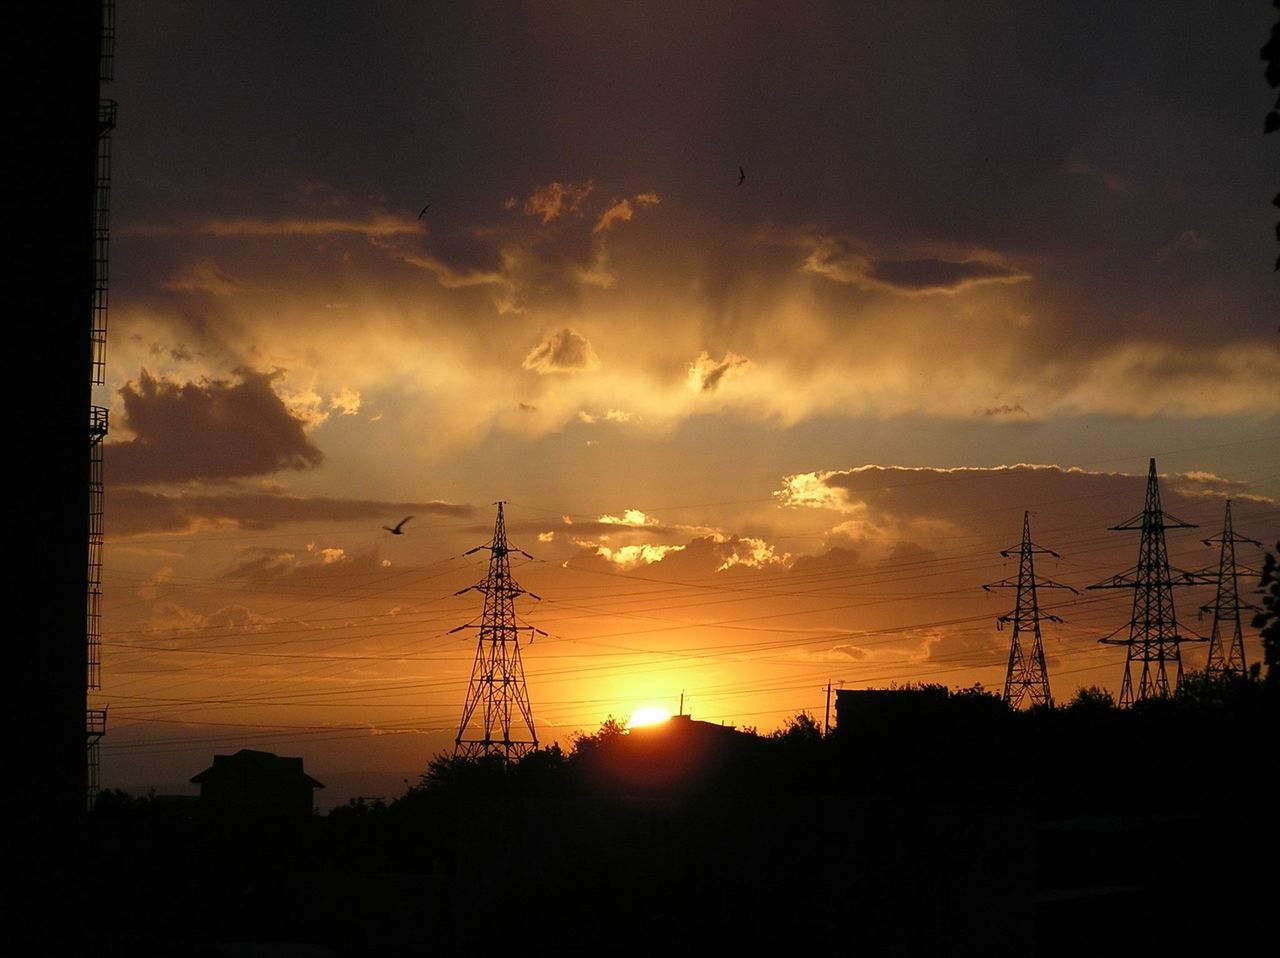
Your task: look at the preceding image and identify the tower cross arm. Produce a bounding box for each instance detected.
[1176,569,1219,587]
[1107,511,1197,531]
[1202,527,1263,549]
[1200,597,1260,615]
[985,576,1077,593]
[1087,570,1140,590]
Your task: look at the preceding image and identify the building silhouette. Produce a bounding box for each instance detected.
[15,3,109,949]
[191,749,325,818]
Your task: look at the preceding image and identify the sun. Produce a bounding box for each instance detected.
[628,706,672,729]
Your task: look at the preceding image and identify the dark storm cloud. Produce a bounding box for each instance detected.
[798,234,1030,295]
[776,465,1279,550]
[309,181,653,314]
[109,369,322,484]
[108,488,474,536]
[110,3,1279,426]
[866,258,1030,295]
[785,465,1145,524]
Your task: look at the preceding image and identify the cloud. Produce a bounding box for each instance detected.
[136,565,174,601]
[329,387,361,416]
[593,193,660,235]
[593,542,687,569]
[125,213,422,239]
[597,509,659,527]
[107,488,473,536]
[638,534,790,576]
[524,181,594,224]
[383,228,509,290]
[160,258,252,295]
[509,511,682,540]
[523,328,601,374]
[579,408,632,425]
[800,235,1030,295]
[924,627,1007,665]
[594,199,635,235]
[981,404,1027,417]
[222,544,389,583]
[390,247,507,291]
[1172,471,1265,500]
[867,258,1030,294]
[713,535,790,572]
[687,351,751,392]
[773,464,1279,553]
[567,532,789,576]
[774,472,856,511]
[109,368,323,484]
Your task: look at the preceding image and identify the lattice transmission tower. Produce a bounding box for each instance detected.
[1088,458,1201,706]
[1199,501,1261,678]
[984,512,1077,709]
[452,502,543,760]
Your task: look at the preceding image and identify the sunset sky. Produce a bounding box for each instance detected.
[96,1,1278,804]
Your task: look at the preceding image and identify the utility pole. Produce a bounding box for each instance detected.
[1200,501,1261,678]
[1088,459,1201,706]
[984,512,1077,709]
[452,502,543,760]
[824,681,832,736]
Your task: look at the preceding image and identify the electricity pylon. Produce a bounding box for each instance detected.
[1199,501,1261,678]
[984,512,1077,709]
[1088,458,1201,706]
[452,502,543,760]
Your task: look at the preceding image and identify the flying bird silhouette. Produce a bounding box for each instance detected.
[737,166,745,186]
[383,516,414,535]
[417,204,431,219]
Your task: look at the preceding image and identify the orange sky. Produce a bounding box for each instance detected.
[96,1,1278,806]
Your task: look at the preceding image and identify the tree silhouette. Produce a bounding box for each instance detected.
[568,714,628,758]
[1253,542,1280,691]
[1064,684,1115,712]
[768,710,822,744]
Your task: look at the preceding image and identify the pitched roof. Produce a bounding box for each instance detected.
[190,748,324,789]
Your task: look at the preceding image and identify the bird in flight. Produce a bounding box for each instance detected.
[383,516,414,535]
[737,166,745,186]
[417,204,432,219]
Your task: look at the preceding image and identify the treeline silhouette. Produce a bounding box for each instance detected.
[89,656,1277,956]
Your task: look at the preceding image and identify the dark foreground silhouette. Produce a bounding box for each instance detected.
[86,670,1278,957]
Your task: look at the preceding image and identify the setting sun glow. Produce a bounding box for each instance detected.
[628,707,672,729]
